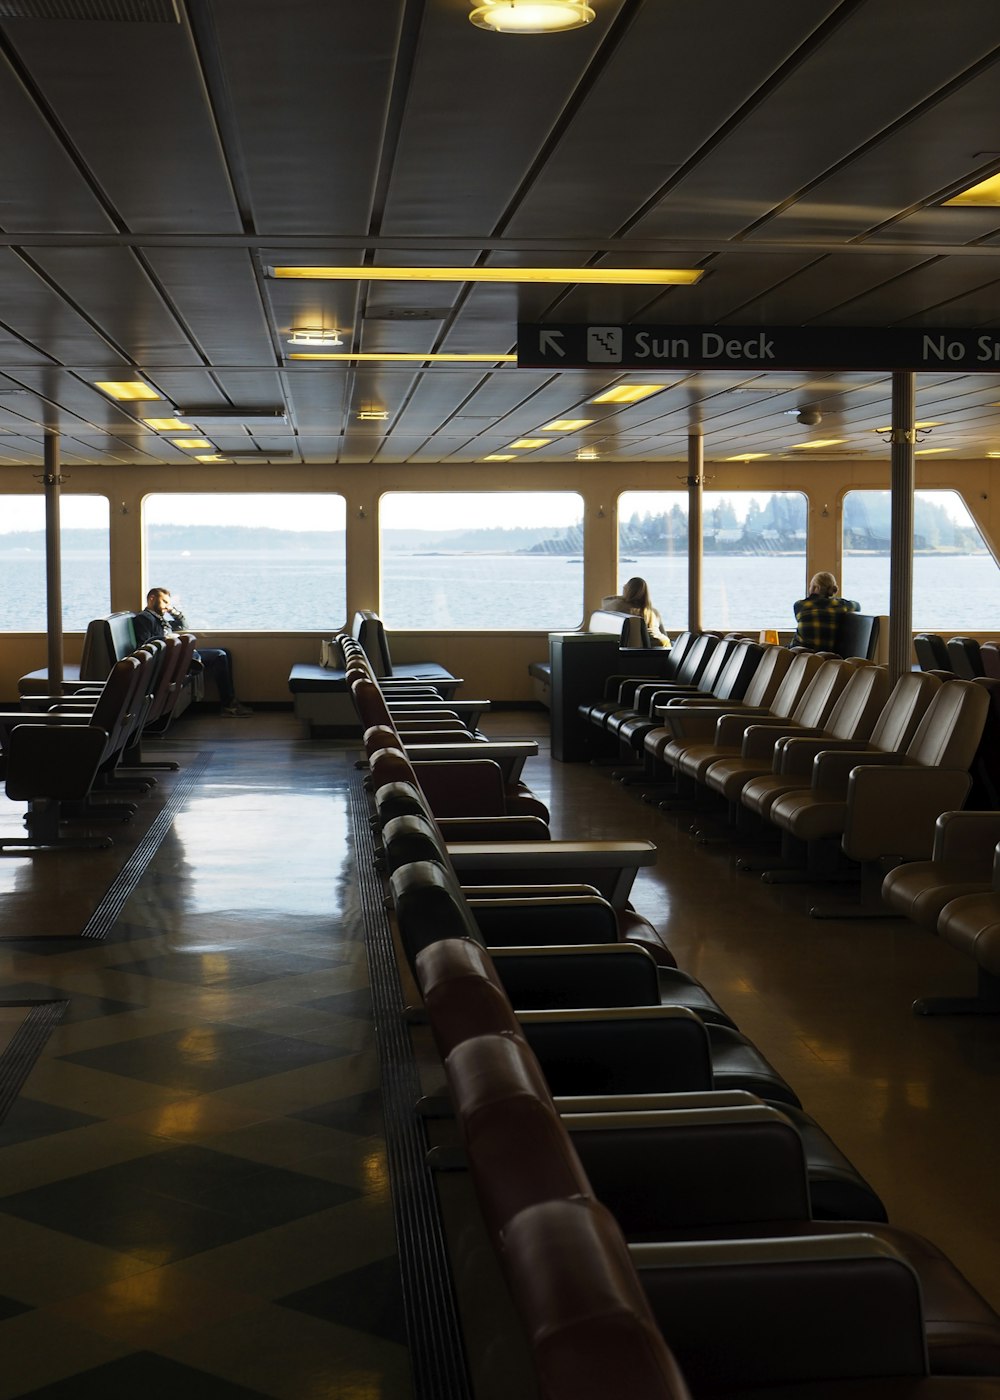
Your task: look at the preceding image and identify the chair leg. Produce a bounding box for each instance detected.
[809,860,904,920]
[914,967,1000,1016]
[0,799,113,854]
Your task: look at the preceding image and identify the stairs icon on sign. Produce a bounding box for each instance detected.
[587,326,622,362]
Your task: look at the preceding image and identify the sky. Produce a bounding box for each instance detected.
[0,487,976,533]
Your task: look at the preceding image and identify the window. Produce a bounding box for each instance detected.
[842,489,1000,629]
[143,493,346,629]
[0,495,109,631]
[379,492,584,629]
[618,490,807,630]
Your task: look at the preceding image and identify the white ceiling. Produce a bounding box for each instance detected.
[1,0,1000,468]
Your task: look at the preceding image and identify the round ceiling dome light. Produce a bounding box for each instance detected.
[287,327,344,346]
[469,2,595,34]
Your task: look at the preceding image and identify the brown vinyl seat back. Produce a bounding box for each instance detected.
[669,632,718,686]
[946,636,984,680]
[89,655,145,759]
[709,640,765,702]
[352,609,393,677]
[786,658,858,730]
[822,664,891,742]
[79,611,139,681]
[739,645,794,709]
[904,677,991,771]
[980,641,1000,680]
[765,650,826,720]
[502,1198,693,1400]
[867,671,942,754]
[913,633,950,672]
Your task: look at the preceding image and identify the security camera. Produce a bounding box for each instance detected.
[797,407,822,426]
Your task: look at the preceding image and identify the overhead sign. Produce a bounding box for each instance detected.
[516,323,1000,373]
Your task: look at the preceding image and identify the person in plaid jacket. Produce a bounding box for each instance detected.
[789,572,859,652]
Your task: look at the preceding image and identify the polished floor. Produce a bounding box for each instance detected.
[0,706,999,1397]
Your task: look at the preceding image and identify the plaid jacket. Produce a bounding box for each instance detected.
[791,595,860,651]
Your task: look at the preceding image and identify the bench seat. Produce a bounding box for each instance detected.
[288,662,355,735]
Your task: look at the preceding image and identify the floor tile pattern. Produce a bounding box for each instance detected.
[0,713,412,1399]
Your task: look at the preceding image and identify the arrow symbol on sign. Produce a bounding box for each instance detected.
[539,330,566,358]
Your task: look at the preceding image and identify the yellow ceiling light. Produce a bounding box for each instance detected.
[542,418,595,430]
[357,408,389,421]
[95,380,161,401]
[288,351,518,362]
[591,384,667,404]
[171,439,212,449]
[725,453,769,461]
[272,265,702,287]
[944,172,1000,206]
[576,447,600,460]
[873,420,942,432]
[509,438,551,448]
[483,453,517,461]
[790,439,846,450]
[469,1,595,32]
[195,453,226,462]
[915,447,954,455]
[144,417,193,431]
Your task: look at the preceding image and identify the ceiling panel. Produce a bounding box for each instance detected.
[1,11,240,233]
[0,2,998,468]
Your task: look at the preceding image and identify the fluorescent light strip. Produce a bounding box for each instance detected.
[508,438,550,449]
[144,418,193,431]
[542,418,595,430]
[790,439,845,450]
[272,265,703,287]
[288,352,517,362]
[725,453,769,461]
[483,454,516,461]
[945,173,1000,206]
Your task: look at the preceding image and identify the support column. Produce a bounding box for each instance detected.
[686,432,704,633]
[888,371,915,686]
[43,433,64,687]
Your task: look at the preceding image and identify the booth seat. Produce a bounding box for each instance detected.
[529,608,664,708]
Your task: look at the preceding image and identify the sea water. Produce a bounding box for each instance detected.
[1,548,999,633]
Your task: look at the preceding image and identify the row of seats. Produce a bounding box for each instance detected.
[345,641,1000,1396]
[914,634,1000,681]
[0,633,193,852]
[581,638,993,907]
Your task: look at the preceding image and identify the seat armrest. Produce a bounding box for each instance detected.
[450,840,656,908]
[554,1089,759,1113]
[740,721,814,760]
[811,746,902,793]
[776,734,870,777]
[933,809,1000,862]
[843,765,974,862]
[714,708,772,744]
[406,740,538,783]
[437,816,550,842]
[651,708,721,742]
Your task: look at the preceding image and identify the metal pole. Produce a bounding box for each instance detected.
[686,432,704,633]
[43,433,64,688]
[888,371,915,686]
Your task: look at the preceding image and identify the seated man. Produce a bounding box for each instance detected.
[133,587,251,717]
[789,571,859,652]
